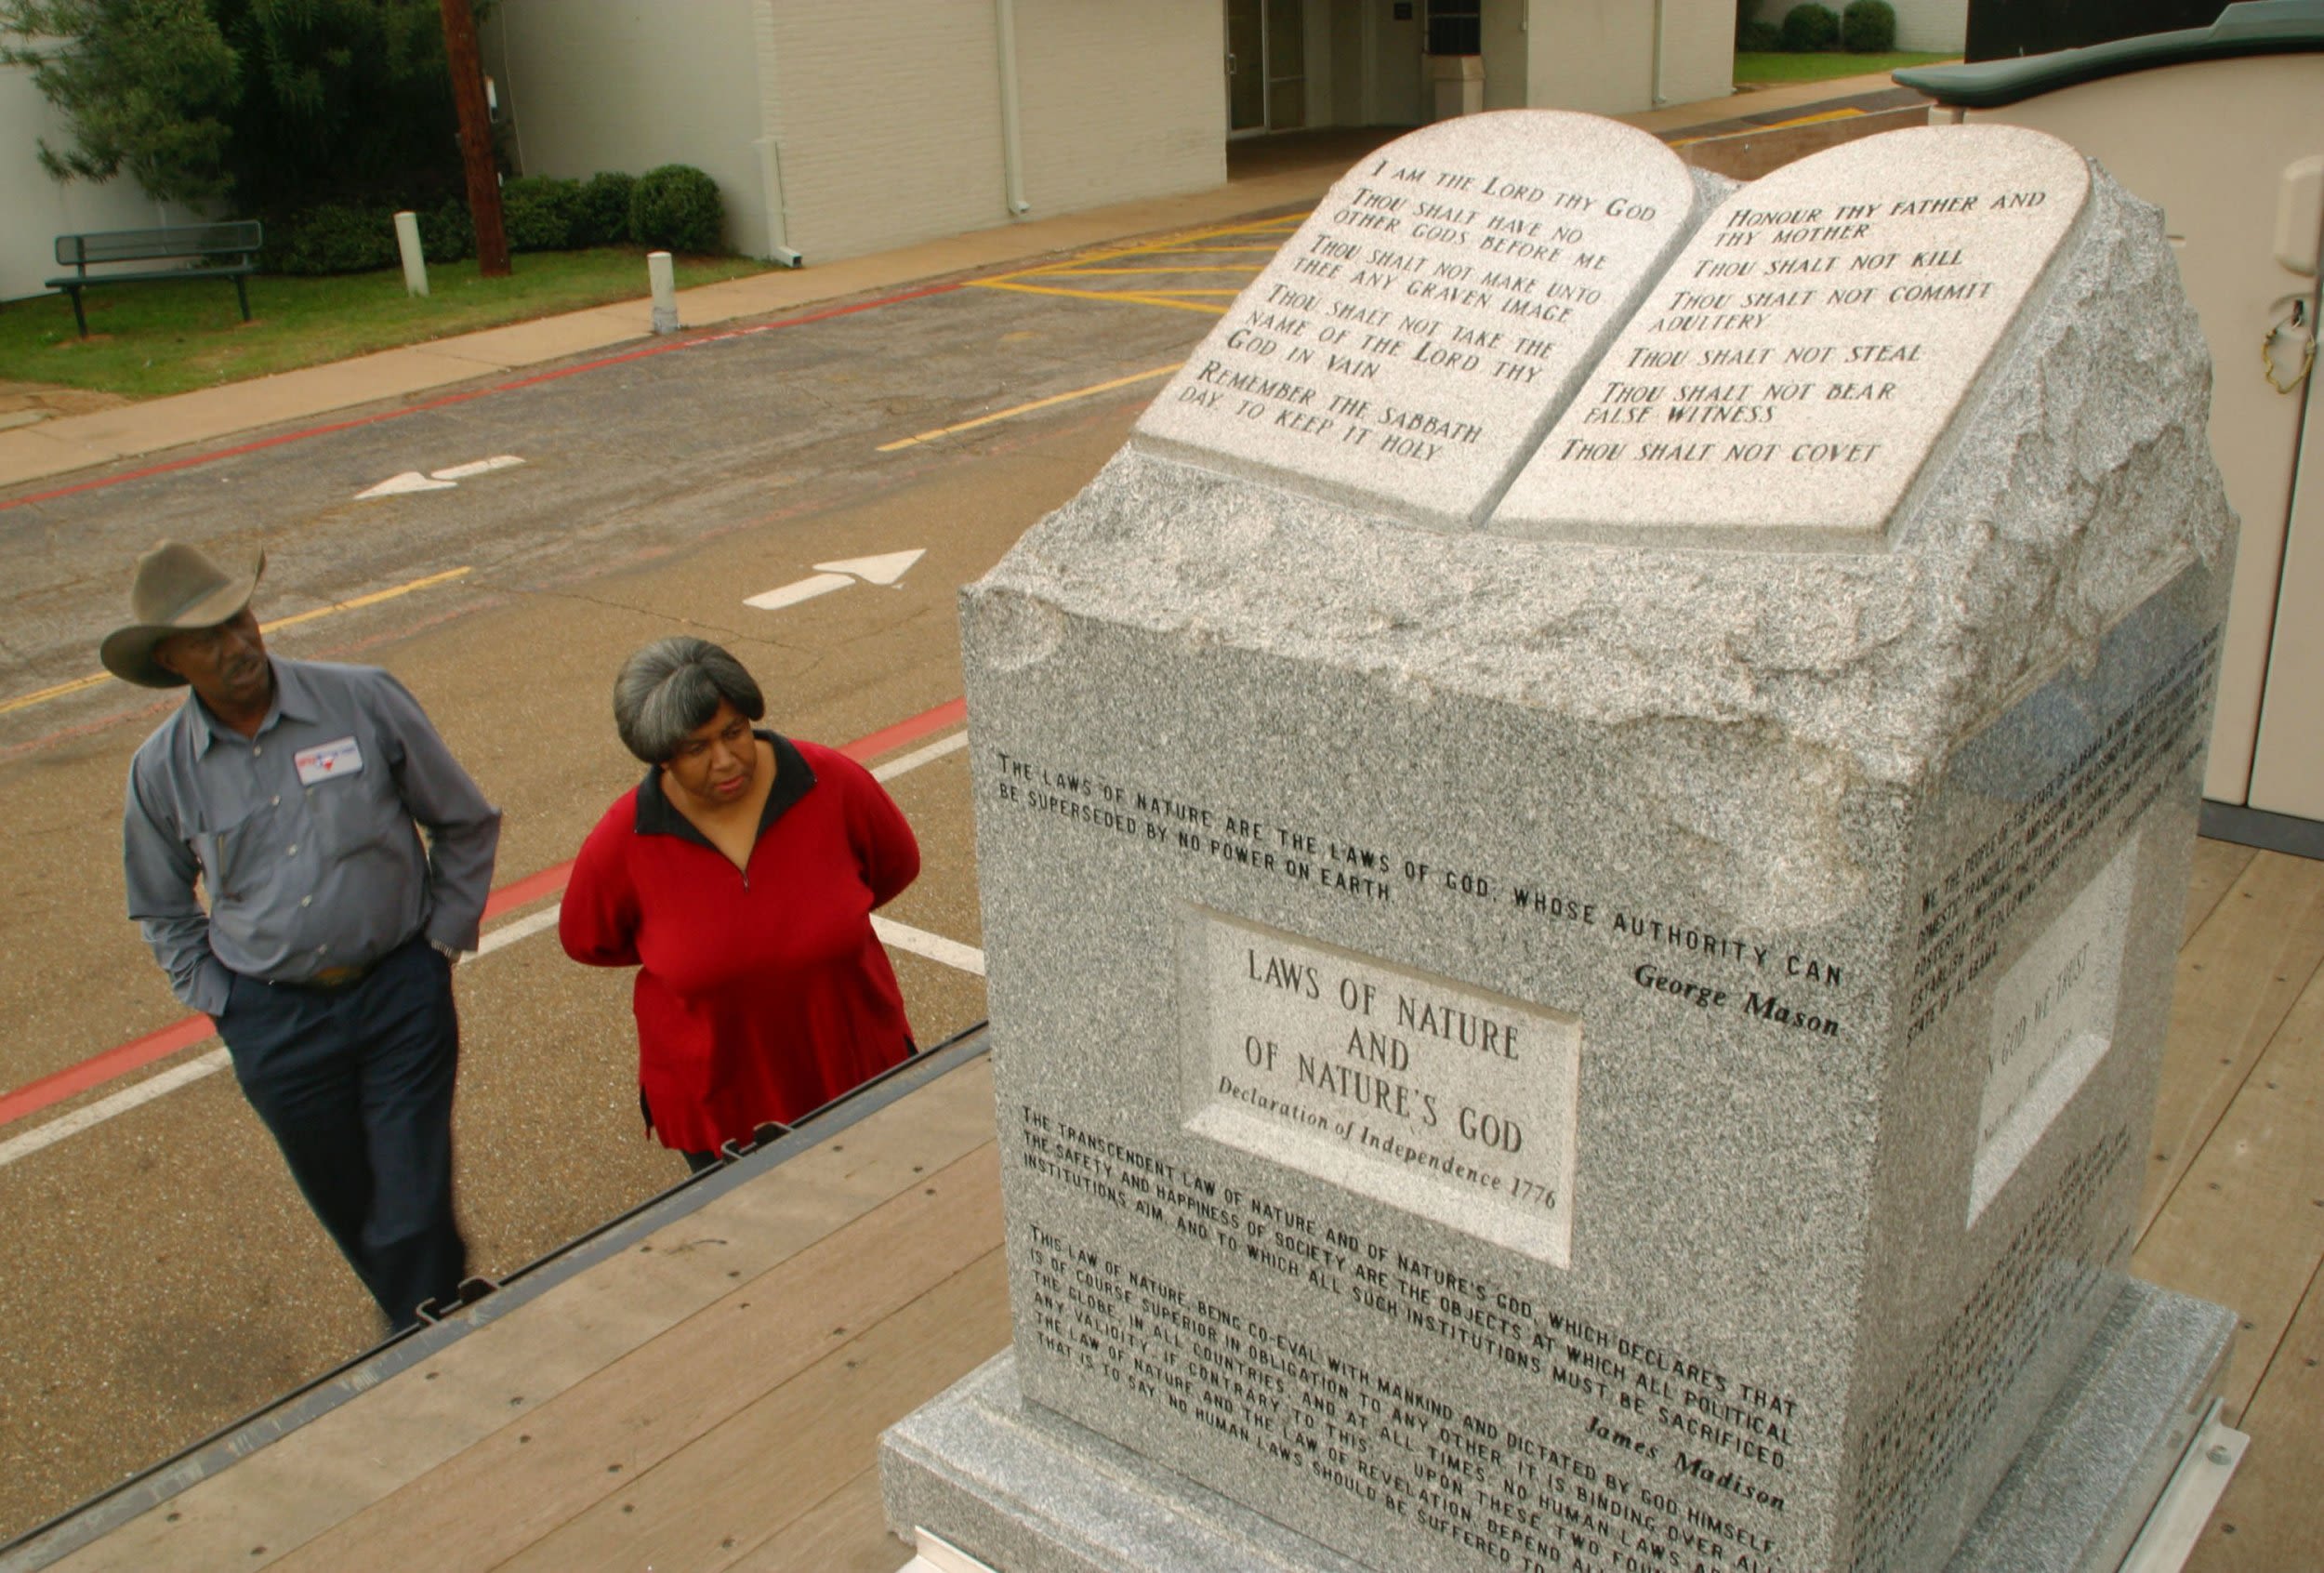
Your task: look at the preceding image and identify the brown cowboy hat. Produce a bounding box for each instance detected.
[99,540,267,689]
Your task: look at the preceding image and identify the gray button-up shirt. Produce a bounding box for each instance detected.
[123,657,503,1015]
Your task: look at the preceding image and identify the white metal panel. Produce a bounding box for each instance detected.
[1964,56,2324,806]
[2247,200,2324,819]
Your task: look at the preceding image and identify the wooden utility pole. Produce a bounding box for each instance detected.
[439,0,508,276]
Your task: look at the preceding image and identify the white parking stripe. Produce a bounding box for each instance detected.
[1,731,982,1166]
[873,916,986,977]
[467,905,563,960]
[0,1051,231,1169]
[872,730,969,782]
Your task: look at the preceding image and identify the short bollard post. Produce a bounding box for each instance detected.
[393,211,429,297]
[649,250,680,335]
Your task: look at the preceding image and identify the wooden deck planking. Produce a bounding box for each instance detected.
[2133,951,2324,1416]
[507,1251,1010,1572]
[2140,850,2324,1232]
[2181,836,2257,945]
[729,1467,910,1573]
[2182,1262,2324,1572]
[45,1058,999,1573]
[269,1141,1001,1572]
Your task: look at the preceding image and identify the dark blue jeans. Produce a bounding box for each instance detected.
[216,937,467,1330]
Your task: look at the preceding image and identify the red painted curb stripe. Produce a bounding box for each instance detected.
[482,862,574,921]
[838,696,969,764]
[1,695,971,1127]
[0,1016,217,1128]
[0,281,964,514]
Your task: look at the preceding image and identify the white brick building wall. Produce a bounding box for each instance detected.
[489,0,768,254]
[490,0,1221,266]
[763,2,1010,263]
[1886,0,1966,53]
[1526,0,1733,116]
[483,0,1764,271]
[1014,0,1222,221]
[1763,0,1965,52]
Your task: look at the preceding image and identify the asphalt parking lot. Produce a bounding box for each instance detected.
[0,218,1301,1540]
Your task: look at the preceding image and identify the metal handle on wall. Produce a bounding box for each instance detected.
[2265,298,2315,395]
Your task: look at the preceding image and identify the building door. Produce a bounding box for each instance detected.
[1225,0,1307,136]
[1227,0,1265,133]
[1266,0,1307,132]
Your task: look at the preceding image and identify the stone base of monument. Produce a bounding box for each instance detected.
[882,1280,2237,1573]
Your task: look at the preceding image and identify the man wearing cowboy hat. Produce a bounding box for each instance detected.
[112,540,501,1331]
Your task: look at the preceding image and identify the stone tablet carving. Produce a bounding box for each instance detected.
[1135,111,1702,529]
[1496,124,2091,547]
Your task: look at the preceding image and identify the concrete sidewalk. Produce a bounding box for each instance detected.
[0,73,1925,496]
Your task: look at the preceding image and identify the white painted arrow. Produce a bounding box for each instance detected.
[815,549,924,585]
[355,470,456,499]
[355,455,525,500]
[432,455,525,480]
[745,574,854,612]
[745,549,925,611]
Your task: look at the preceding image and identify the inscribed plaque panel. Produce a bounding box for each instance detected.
[1970,834,2137,1221]
[1180,909,1580,1264]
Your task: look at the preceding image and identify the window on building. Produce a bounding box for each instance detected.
[1426,0,1480,56]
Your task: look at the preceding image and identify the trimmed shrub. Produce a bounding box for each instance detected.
[263,204,399,276]
[629,164,724,254]
[1842,0,1898,50]
[1781,2,1840,49]
[575,171,637,246]
[416,195,476,265]
[501,175,583,252]
[1737,19,1783,50]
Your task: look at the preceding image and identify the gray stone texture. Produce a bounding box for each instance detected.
[895,118,2238,1573]
[880,1280,2234,1573]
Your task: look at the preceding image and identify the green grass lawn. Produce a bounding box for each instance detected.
[0,246,777,401]
[1736,50,1958,84]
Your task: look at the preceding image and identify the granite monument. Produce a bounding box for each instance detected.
[883,110,2240,1573]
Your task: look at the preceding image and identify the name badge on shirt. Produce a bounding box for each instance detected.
[296,736,364,786]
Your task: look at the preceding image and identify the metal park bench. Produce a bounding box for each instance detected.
[46,220,265,337]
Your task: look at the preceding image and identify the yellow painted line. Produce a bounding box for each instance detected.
[258,565,474,633]
[969,277,1130,303]
[1037,265,1267,276]
[1669,106,1862,148]
[971,278,1234,317]
[1023,213,1308,271]
[0,672,112,713]
[878,364,1184,453]
[1112,296,1231,315]
[0,566,476,718]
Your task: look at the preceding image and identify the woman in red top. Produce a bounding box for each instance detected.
[561,637,919,1168]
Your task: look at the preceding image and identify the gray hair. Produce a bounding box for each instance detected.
[612,637,766,764]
